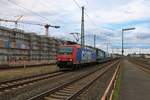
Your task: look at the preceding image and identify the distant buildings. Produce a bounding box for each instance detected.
[0,26,68,67]
[128,53,150,59]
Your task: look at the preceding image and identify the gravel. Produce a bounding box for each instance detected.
[0,63,111,100]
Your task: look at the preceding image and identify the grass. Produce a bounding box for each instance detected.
[112,68,122,100]
[0,65,59,82]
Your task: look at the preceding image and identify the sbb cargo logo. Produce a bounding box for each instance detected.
[81,51,92,60]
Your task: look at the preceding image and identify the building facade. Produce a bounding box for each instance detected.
[0,26,65,67]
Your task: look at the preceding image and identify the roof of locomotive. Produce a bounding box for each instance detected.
[59,44,81,48]
[59,44,106,53]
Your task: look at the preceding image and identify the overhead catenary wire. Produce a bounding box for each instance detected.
[84,0,88,6]
[72,0,113,43]
[73,0,94,25]
[73,0,82,9]
[72,0,97,36]
[7,0,50,22]
[72,0,118,52]
[1,0,61,36]
[7,0,105,32]
[37,0,67,25]
[72,1,148,52]
[72,0,114,32]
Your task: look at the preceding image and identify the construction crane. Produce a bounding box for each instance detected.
[15,15,23,28]
[0,16,23,28]
[0,18,60,36]
[44,24,60,36]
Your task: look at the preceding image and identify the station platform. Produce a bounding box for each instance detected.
[119,59,150,100]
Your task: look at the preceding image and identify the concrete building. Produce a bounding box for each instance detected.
[0,26,65,67]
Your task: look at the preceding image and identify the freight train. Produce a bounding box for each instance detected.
[56,44,110,70]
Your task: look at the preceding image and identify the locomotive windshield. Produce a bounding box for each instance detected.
[58,47,73,55]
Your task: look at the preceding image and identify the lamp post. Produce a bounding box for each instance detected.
[122,28,135,56]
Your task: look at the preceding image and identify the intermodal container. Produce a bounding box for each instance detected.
[76,46,96,63]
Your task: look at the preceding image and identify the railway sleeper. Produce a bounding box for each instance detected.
[66,85,81,89]
[6,83,15,85]
[44,97,61,100]
[55,91,73,96]
[0,84,9,87]
[65,87,80,90]
[48,93,69,99]
[0,72,64,92]
[59,90,76,94]
[63,88,79,91]
[12,87,17,90]
[4,89,11,92]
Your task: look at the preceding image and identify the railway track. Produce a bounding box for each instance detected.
[28,60,120,100]
[136,58,150,65]
[0,60,115,96]
[129,59,150,74]
[0,63,56,70]
[0,71,66,93]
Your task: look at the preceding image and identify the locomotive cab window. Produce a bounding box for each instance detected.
[58,47,73,55]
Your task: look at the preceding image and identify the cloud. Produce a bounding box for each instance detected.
[0,0,149,54]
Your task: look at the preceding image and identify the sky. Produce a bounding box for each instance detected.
[0,0,150,55]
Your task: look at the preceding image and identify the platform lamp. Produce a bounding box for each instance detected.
[122,28,136,56]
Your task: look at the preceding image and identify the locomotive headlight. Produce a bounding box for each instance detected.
[69,58,72,61]
[58,58,61,61]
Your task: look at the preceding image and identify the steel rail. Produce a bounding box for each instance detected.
[101,62,121,100]
[0,71,65,92]
[0,71,60,84]
[28,60,120,100]
[129,59,150,74]
[66,61,120,100]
